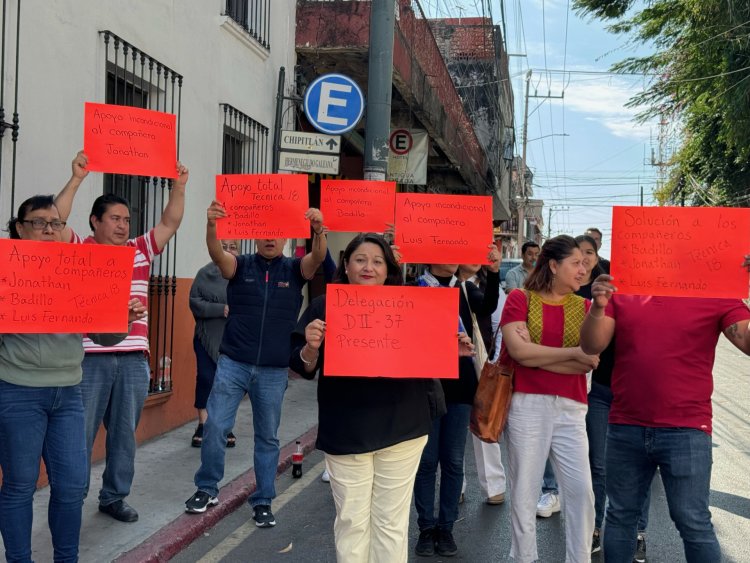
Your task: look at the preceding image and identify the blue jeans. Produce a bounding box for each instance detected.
[80,352,150,506]
[586,382,650,531]
[604,424,719,563]
[414,402,471,532]
[0,380,87,563]
[194,355,288,507]
[542,458,558,494]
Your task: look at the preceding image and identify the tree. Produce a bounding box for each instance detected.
[574,0,750,207]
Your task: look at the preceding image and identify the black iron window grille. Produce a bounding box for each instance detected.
[220,103,270,254]
[100,30,183,395]
[223,0,271,49]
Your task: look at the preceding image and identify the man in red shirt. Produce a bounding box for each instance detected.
[580,273,750,563]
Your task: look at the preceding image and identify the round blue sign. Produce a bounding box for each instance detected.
[303,73,365,135]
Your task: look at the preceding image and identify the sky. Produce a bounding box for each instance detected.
[420,0,663,259]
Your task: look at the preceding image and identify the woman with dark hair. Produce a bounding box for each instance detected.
[1,195,143,563]
[500,235,599,563]
[574,234,605,300]
[289,233,472,563]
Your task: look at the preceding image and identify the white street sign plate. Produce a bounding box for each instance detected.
[280,131,341,154]
[279,151,340,175]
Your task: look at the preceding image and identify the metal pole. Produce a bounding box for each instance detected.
[547,206,552,239]
[363,0,395,181]
[271,66,285,173]
[516,70,531,256]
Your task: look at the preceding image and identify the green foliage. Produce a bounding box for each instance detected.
[574,0,750,207]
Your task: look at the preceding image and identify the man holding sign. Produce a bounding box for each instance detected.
[54,153,189,523]
[186,200,326,528]
[580,264,750,563]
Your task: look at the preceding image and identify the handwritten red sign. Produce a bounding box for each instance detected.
[394,193,493,264]
[84,102,177,178]
[0,239,135,333]
[320,180,396,232]
[215,174,310,239]
[324,284,460,378]
[610,206,750,298]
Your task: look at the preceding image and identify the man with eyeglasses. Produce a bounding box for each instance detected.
[54,151,189,523]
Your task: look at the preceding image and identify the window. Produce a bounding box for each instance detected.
[223,0,271,49]
[100,30,184,395]
[220,104,269,254]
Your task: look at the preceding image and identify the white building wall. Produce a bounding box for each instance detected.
[0,0,297,277]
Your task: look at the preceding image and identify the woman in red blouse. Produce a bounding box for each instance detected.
[500,235,599,563]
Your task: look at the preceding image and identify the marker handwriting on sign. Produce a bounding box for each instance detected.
[0,240,135,333]
[324,284,460,379]
[215,174,310,239]
[320,180,396,232]
[610,206,750,299]
[394,193,493,265]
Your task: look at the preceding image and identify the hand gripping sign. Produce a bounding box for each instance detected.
[0,239,135,333]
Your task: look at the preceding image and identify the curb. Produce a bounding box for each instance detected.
[115,425,319,563]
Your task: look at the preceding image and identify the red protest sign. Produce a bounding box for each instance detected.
[324,284,459,378]
[394,193,493,264]
[0,239,135,333]
[320,180,396,232]
[215,174,310,239]
[610,206,750,298]
[84,102,177,178]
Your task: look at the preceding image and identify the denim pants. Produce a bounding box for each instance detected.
[80,351,150,506]
[194,355,288,507]
[604,424,719,563]
[541,458,558,494]
[414,402,471,532]
[586,382,650,531]
[0,380,87,563]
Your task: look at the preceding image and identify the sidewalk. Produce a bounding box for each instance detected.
[5,376,319,563]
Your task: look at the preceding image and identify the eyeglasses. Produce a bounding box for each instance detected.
[22,219,67,231]
[222,244,239,252]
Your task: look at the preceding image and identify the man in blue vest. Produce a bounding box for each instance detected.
[185,199,327,527]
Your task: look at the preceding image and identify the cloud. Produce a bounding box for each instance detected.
[563,78,653,140]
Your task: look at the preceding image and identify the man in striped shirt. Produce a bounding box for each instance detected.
[56,155,189,523]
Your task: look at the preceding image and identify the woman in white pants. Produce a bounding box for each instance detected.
[500,235,598,563]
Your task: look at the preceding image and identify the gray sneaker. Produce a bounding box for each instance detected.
[633,533,647,563]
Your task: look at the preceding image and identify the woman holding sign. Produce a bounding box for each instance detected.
[289,233,473,563]
[1,195,144,563]
[500,235,599,563]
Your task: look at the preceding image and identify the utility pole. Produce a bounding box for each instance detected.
[516,70,531,256]
[363,0,395,181]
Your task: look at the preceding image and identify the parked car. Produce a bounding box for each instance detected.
[500,258,523,291]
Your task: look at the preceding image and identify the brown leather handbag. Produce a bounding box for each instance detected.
[469,345,514,443]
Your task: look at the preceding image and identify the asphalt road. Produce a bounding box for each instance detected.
[174,338,750,562]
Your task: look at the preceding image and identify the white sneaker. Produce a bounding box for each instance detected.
[321,469,330,483]
[536,492,561,517]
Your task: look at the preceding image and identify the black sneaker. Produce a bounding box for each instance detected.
[633,533,647,563]
[415,528,435,557]
[253,504,276,527]
[591,530,602,554]
[185,490,218,513]
[435,528,458,557]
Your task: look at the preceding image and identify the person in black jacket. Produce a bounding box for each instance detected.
[290,233,473,563]
[413,245,501,558]
[185,200,326,528]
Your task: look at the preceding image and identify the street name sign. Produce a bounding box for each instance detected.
[279,151,340,175]
[280,130,341,154]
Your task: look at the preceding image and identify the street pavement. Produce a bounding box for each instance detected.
[5,337,750,562]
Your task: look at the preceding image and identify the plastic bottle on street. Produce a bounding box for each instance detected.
[292,440,303,478]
